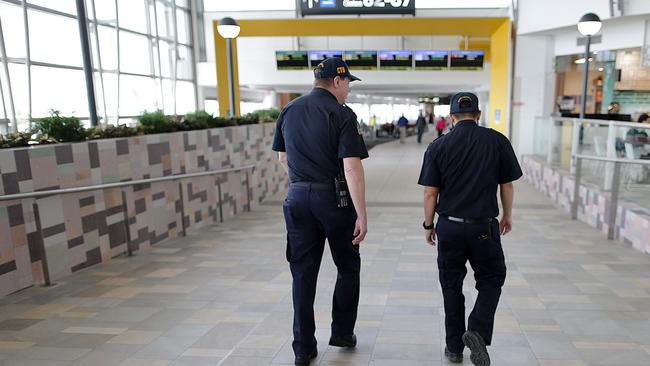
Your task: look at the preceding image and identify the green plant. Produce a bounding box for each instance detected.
[252,108,280,122]
[32,110,87,142]
[87,124,139,140]
[179,111,211,131]
[234,113,260,126]
[207,116,236,128]
[137,110,176,134]
[0,130,57,149]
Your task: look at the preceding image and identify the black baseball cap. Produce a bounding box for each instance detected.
[450,92,480,114]
[313,57,361,81]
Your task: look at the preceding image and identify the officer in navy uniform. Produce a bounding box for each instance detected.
[272,57,369,366]
[418,92,522,366]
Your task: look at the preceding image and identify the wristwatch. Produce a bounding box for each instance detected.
[422,221,434,230]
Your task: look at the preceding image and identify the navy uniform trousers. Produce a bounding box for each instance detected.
[283,184,360,357]
[436,216,507,353]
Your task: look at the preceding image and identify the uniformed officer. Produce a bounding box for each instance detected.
[418,92,522,366]
[272,57,369,366]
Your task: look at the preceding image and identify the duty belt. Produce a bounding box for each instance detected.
[441,215,494,224]
[290,182,335,191]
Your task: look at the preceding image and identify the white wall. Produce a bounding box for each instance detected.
[511,35,556,155]
[518,0,611,35]
[553,16,647,56]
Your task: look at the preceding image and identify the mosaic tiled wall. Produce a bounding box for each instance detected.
[521,155,650,255]
[0,124,288,296]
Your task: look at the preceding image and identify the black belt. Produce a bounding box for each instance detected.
[290,182,335,191]
[441,215,494,224]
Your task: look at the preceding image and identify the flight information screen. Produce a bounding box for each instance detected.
[343,50,378,70]
[275,51,310,70]
[415,50,449,70]
[379,50,413,70]
[450,50,484,70]
[308,50,343,67]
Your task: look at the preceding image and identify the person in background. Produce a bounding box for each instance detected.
[416,111,427,144]
[397,114,409,144]
[436,115,446,137]
[626,113,650,145]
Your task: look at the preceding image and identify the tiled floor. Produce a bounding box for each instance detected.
[1,132,650,365]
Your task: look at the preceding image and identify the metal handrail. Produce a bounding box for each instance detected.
[1,163,256,287]
[572,154,650,166]
[0,164,255,201]
[552,116,650,130]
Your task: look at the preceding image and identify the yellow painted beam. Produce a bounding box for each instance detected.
[238,18,507,37]
[214,21,241,117]
[487,19,511,135]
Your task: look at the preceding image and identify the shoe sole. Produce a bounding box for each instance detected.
[462,332,490,366]
[328,339,356,347]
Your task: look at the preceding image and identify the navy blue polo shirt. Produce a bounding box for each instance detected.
[272,88,369,184]
[417,120,522,219]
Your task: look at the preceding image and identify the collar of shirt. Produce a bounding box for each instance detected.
[454,120,478,128]
[311,87,338,102]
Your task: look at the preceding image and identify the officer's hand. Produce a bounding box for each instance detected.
[500,216,513,235]
[425,228,436,246]
[352,217,367,245]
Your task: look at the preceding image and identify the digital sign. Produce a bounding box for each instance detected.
[343,50,378,70]
[379,50,413,70]
[450,50,484,70]
[415,50,449,70]
[300,0,415,16]
[275,51,309,70]
[308,50,343,67]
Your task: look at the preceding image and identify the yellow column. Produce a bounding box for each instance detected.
[488,19,511,135]
[214,21,241,117]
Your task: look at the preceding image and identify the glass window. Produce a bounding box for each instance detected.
[29,10,83,67]
[94,72,118,125]
[176,9,191,45]
[119,32,151,75]
[6,64,29,121]
[117,0,147,33]
[31,66,88,117]
[175,0,189,9]
[0,3,27,58]
[175,80,195,114]
[156,1,173,39]
[119,75,156,115]
[158,40,173,78]
[97,26,118,71]
[177,45,193,80]
[89,0,116,24]
[162,79,174,114]
[28,0,77,15]
[204,0,294,11]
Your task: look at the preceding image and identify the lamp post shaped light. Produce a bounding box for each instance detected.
[217,17,240,118]
[577,13,602,120]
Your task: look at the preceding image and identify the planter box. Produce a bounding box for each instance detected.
[0,124,287,297]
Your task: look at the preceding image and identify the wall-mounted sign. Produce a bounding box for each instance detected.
[450,50,484,70]
[308,50,343,67]
[415,50,449,70]
[379,50,413,70]
[275,51,309,70]
[343,50,378,70]
[300,0,415,16]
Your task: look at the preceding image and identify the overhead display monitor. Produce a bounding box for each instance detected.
[300,0,415,16]
[275,51,309,70]
[450,50,484,70]
[414,50,449,70]
[379,50,413,70]
[308,50,343,67]
[343,50,378,70]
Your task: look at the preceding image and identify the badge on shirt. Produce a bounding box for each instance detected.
[357,122,362,135]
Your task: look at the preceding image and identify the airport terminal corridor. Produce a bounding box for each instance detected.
[0,133,649,366]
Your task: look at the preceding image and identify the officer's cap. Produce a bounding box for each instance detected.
[450,92,480,114]
[314,57,361,82]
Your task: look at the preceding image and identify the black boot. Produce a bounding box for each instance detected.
[328,334,357,348]
[294,349,317,366]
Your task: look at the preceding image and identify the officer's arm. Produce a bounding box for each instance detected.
[499,182,514,235]
[278,152,288,174]
[423,186,439,227]
[343,157,367,244]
